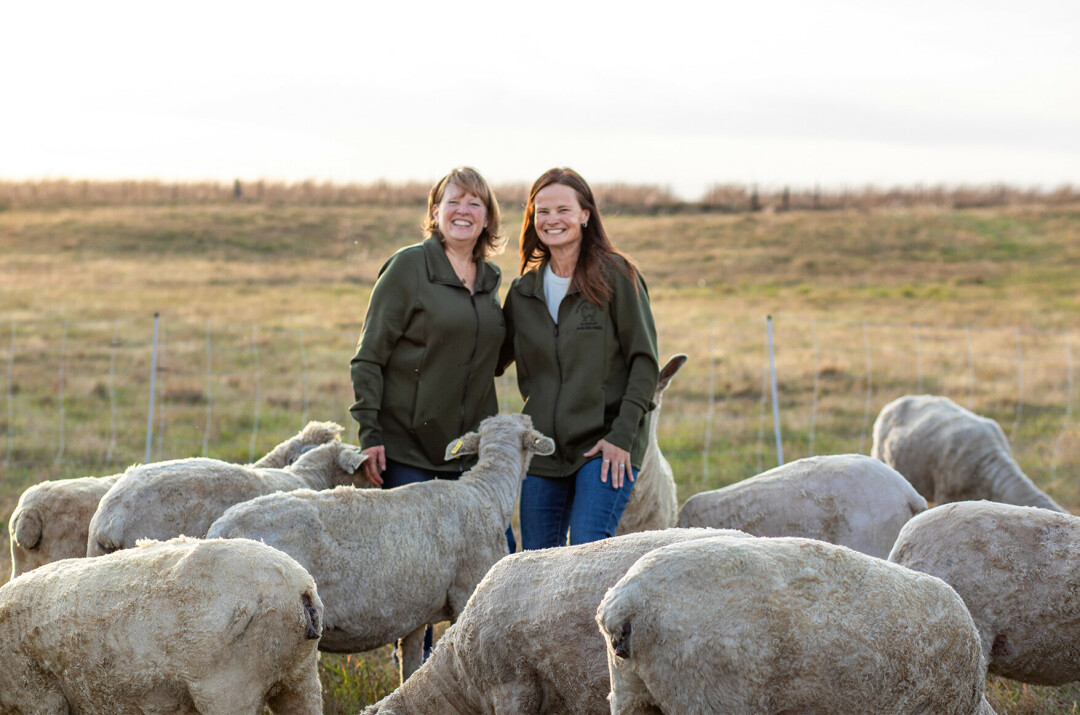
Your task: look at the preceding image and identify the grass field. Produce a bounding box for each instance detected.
[1,197,1079,711]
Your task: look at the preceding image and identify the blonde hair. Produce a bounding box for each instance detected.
[424,167,505,260]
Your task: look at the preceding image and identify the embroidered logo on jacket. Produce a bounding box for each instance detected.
[576,303,602,332]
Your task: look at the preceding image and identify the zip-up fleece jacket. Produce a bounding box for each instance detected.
[350,237,505,473]
[498,256,659,478]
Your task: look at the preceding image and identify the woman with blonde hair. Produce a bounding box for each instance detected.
[351,166,506,489]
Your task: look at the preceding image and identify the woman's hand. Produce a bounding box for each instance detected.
[361,445,386,487]
[584,439,634,489]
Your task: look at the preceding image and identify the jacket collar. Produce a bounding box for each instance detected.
[422,236,499,293]
[517,259,579,299]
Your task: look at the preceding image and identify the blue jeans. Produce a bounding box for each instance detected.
[519,457,636,550]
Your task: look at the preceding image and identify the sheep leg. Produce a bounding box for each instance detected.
[396,625,427,683]
[266,657,323,715]
[608,657,662,715]
[187,676,266,715]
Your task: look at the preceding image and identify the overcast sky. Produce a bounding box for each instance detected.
[3,0,1078,200]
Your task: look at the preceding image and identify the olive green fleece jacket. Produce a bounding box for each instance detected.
[498,256,659,478]
[350,237,505,473]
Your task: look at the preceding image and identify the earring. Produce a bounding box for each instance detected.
[582,221,588,228]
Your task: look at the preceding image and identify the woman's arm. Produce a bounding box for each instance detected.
[604,266,660,453]
[349,252,419,453]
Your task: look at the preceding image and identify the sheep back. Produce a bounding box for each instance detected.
[9,474,120,579]
[0,536,323,714]
[363,527,745,715]
[597,535,991,715]
[677,454,926,558]
[889,499,1080,685]
[87,441,365,555]
[871,394,1064,512]
[208,480,508,654]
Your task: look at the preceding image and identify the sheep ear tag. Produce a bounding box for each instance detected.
[451,439,464,456]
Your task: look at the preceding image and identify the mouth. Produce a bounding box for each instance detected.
[451,219,473,227]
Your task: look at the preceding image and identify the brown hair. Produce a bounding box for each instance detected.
[519,167,638,305]
[424,167,505,260]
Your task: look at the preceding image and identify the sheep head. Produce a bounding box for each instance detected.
[253,420,345,468]
[444,414,555,460]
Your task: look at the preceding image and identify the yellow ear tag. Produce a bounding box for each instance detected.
[451,439,463,455]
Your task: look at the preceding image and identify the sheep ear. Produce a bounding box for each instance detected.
[337,446,367,474]
[446,432,480,460]
[657,354,688,392]
[524,431,555,456]
[13,509,42,550]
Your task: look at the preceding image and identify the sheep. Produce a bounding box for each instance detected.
[0,536,323,714]
[597,535,995,715]
[676,453,927,559]
[9,474,119,580]
[361,527,746,714]
[87,433,365,556]
[871,394,1065,512]
[616,353,687,536]
[207,412,555,685]
[8,419,343,578]
[889,500,1080,686]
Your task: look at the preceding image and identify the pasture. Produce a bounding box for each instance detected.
[1,195,1079,711]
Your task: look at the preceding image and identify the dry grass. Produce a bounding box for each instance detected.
[1,192,1078,711]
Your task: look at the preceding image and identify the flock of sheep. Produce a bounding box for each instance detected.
[2,352,1076,713]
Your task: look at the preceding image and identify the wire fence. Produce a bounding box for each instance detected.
[1,315,1077,504]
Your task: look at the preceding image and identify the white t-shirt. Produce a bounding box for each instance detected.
[544,265,572,323]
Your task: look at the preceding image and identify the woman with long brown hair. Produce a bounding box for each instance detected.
[498,167,659,549]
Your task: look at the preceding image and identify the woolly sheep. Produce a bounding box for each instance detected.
[361,527,746,714]
[872,394,1065,512]
[597,535,995,714]
[9,474,119,580]
[616,353,687,536]
[889,500,1080,685]
[8,419,342,578]
[87,431,365,556]
[207,412,555,684]
[677,453,927,559]
[0,536,323,714]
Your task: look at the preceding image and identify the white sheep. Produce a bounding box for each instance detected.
[889,499,1080,685]
[0,536,323,714]
[207,412,555,684]
[616,353,687,536]
[597,535,995,714]
[9,474,119,580]
[361,527,746,714]
[677,453,927,559]
[872,394,1065,512]
[87,432,365,556]
[8,419,342,578]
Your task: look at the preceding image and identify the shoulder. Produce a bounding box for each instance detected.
[381,241,424,266]
[509,268,541,293]
[601,254,646,293]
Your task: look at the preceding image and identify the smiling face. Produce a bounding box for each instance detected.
[434,181,488,247]
[533,183,590,251]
